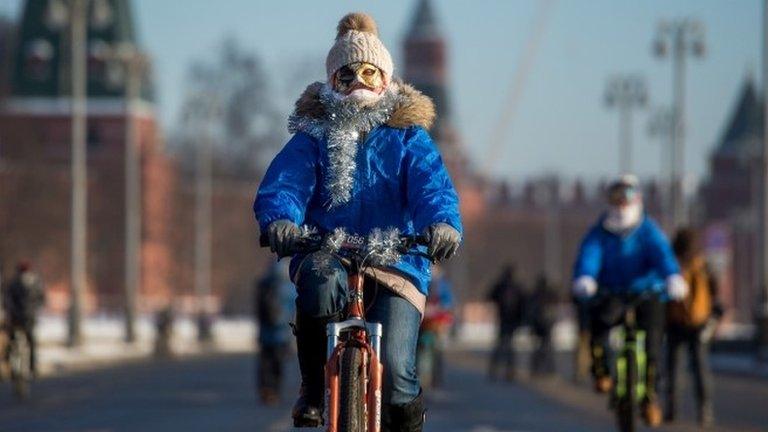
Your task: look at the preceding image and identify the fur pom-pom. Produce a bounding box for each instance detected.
[336,12,378,39]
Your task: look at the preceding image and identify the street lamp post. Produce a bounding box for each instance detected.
[604,75,647,174]
[49,0,145,346]
[648,107,675,230]
[68,0,88,347]
[101,45,148,344]
[191,94,219,344]
[195,122,213,343]
[45,0,90,348]
[123,53,141,344]
[180,89,219,345]
[653,19,705,229]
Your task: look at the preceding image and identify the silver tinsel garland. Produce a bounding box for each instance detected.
[302,226,403,267]
[288,83,401,209]
[366,227,403,266]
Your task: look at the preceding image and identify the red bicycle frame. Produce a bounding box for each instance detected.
[325,268,384,432]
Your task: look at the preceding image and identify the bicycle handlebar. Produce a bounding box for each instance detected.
[590,288,655,308]
[259,231,433,262]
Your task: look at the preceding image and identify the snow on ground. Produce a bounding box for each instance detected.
[35,314,256,376]
[32,314,763,378]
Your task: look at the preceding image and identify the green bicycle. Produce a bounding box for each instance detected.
[612,292,652,432]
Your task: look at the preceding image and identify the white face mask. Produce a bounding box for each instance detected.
[603,201,643,234]
[342,88,383,106]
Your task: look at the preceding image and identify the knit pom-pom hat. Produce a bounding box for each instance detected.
[325,12,394,81]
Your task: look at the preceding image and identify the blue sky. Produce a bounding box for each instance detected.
[1,0,761,184]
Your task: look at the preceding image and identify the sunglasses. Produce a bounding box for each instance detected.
[607,185,638,206]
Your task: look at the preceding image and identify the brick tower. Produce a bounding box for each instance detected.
[0,0,174,313]
[699,76,763,323]
[403,0,468,180]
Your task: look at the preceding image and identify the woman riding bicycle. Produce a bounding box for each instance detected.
[253,12,462,432]
[571,175,688,428]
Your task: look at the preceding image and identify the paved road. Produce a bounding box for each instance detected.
[0,351,766,432]
[449,350,768,432]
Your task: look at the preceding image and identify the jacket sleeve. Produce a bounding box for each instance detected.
[253,133,318,232]
[403,127,463,235]
[573,225,603,280]
[645,220,681,278]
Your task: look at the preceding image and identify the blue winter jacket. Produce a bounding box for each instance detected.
[573,214,680,298]
[254,82,462,296]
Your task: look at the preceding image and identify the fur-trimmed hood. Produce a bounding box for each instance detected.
[285,81,437,209]
[291,81,436,130]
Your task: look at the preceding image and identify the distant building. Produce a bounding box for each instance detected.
[700,76,763,323]
[0,0,272,317]
[702,78,762,221]
[0,0,174,312]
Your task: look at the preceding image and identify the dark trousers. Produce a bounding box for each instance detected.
[489,328,517,378]
[665,324,712,413]
[532,326,555,375]
[294,252,422,406]
[7,324,36,374]
[590,295,664,397]
[257,343,288,394]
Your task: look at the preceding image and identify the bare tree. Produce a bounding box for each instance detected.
[171,38,284,179]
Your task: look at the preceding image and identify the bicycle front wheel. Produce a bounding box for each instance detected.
[339,346,366,432]
[616,348,637,432]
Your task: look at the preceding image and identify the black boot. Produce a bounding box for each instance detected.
[292,313,337,427]
[381,392,425,432]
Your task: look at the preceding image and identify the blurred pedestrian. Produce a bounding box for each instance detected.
[154,305,174,358]
[487,263,525,381]
[254,260,295,405]
[418,264,454,388]
[1,261,45,377]
[664,228,723,427]
[529,273,559,377]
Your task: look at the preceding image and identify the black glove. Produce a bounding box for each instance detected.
[267,220,300,257]
[424,223,461,261]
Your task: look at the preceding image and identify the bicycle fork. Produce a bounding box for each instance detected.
[325,318,384,432]
[615,328,647,402]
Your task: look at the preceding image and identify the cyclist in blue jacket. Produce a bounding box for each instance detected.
[254,13,462,431]
[572,175,687,427]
